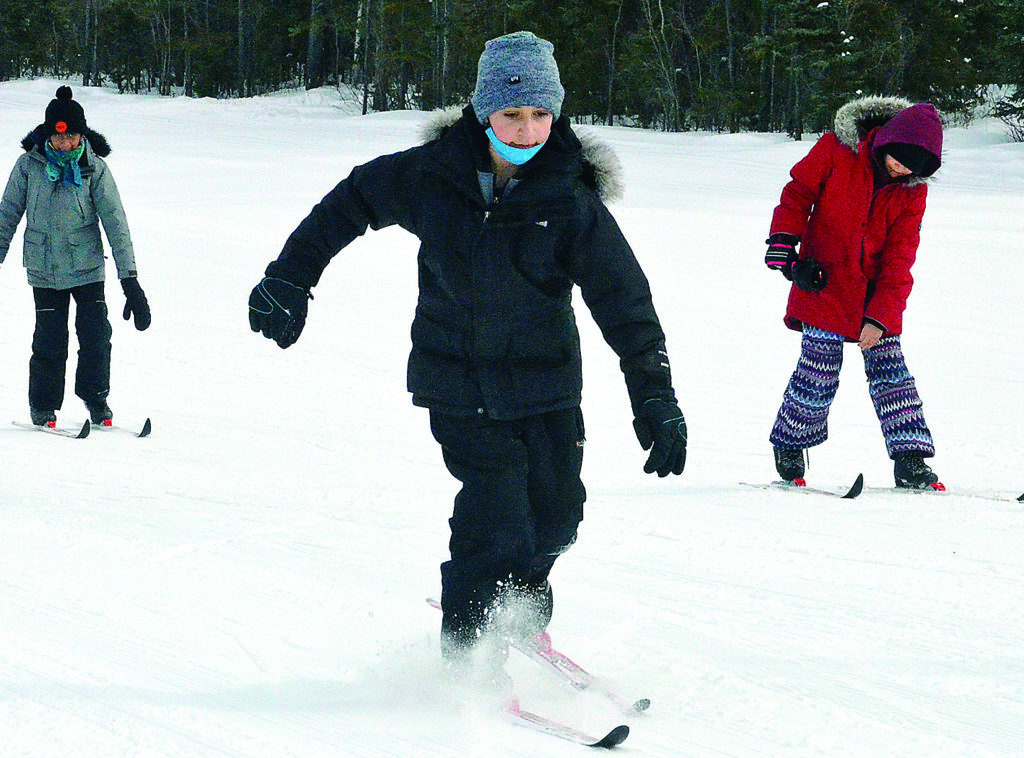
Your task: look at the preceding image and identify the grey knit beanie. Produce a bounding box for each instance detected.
[471,31,564,124]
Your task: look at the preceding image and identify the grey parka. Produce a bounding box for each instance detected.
[0,127,136,290]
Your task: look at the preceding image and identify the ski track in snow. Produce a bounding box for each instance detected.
[2,79,1024,757]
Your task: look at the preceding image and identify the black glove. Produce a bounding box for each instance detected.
[765,232,799,274]
[632,398,687,477]
[248,276,310,349]
[765,233,827,292]
[120,276,151,331]
[790,260,828,292]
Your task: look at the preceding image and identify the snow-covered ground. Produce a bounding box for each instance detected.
[1,79,1022,757]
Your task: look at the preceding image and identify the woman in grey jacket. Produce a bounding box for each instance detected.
[0,86,150,427]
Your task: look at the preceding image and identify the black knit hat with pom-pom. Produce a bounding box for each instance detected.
[44,86,88,137]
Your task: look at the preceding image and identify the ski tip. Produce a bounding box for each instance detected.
[138,418,152,437]
[77,420,91,438]
[631,698,651,713]
[843,473,865,499]
[1017,492,1024,503]
[589,724,629,749]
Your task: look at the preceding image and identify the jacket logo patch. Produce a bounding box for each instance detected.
[509,75,521,85]
[535,220,548,227]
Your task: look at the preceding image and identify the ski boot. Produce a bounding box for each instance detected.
[773,446,806,482]
[30,407,56,428]
[86,401,113,426]
[894,452,941,490]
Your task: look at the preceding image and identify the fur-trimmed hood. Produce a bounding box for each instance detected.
[418,106,624,203]
[833,95,913,150]
[833,95,943,181]
[21,125,111,158]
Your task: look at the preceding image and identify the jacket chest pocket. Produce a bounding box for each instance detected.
[73,181,97,224]
[506,221,571,297]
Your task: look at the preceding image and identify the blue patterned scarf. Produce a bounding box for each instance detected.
[44,141,85,186]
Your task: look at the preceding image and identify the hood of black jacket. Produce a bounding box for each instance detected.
[419,106,624,203]
[21,125,111,158]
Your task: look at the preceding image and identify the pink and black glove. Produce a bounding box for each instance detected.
[765,232,800,274]
[765,233,827,292]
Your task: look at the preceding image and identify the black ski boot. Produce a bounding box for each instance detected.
[773,446,805,481]
[30,407,56,427]
[86,401,113,426]
[894,452,939,489]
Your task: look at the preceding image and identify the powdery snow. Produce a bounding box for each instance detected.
[1,79,1023,757]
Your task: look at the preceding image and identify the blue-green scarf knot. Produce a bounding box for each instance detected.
[44,141,85,186]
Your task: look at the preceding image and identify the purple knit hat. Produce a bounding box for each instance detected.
[873,103,943,177]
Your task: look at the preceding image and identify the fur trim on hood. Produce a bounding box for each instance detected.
[21,126,111,158]
[419,107,624,203]
[833,95,912,151]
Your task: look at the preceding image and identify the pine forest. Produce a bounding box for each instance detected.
[2,0,1023,138]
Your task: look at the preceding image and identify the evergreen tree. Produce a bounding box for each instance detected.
[991,0,1024,138]
[0,0,1018,136]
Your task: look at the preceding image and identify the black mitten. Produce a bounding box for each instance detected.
[632,398,687,477]
[790,260,828,292]
[120,276,151,331]
[248,276,310,349]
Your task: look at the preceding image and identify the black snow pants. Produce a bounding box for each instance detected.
[29,281,112,412]
[429,406,586,654]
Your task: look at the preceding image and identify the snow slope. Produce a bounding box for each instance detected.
[1,79,1023,757]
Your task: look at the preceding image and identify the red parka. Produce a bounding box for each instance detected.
[769,98,942,341]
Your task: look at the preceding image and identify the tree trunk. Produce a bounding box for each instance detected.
[83,0,94,86]
[237,0,248,97]
[791,69,802,140]
[605,0,625,125]
[306,0,328,89]
[357,0,371,114]
[641,0,681,130]
[430,0,450,109]
[370,0,387,112]
[725,0,736,131]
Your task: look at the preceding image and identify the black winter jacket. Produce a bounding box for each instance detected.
[268,106,674,420]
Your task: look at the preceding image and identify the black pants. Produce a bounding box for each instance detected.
[30,281,112,411]
[429,407,586,651]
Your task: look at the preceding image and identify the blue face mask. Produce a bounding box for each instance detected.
[485,127,545,166]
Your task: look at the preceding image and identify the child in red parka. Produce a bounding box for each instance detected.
[764,96,943,489]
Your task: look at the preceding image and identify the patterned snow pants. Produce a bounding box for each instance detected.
[770,325,935,459]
